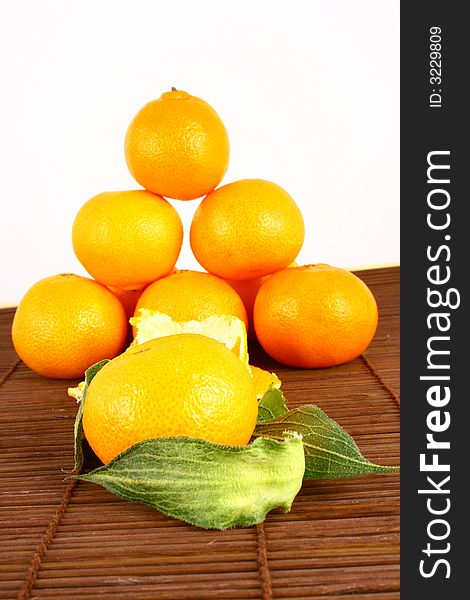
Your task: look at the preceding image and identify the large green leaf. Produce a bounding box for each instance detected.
[76,434,305,530]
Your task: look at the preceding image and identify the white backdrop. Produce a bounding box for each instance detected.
[0,0,399,305]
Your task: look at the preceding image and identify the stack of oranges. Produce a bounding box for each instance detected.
[12,88,378,381]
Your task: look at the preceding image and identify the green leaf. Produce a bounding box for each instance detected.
[73,360,109,473]
[257,386,289,423]
[75,434,305,530]
[253,405,400,479]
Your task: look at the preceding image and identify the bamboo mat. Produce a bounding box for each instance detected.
[0,267,400,600]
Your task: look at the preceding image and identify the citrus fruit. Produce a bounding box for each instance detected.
[131,310,249,368]
[190,179,305,280]
[225,261,298,337]
[82,333,258,463]
[72,190,183,289]
[129,308,282,399]
[128,308,282,399]
[108,286,145,320]
[133,270,248,331]
[125,89,229,200]
[253,264,378,368]
[69,309,279,401]
[12,274,127,379]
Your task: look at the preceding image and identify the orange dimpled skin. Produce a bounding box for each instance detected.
[225,261,298,338]
[125,90,230,200]
[253,265,378,368]
[190,179,305,280]
[83,334,258,464]
[72,190,183,289]
[134,270,248,330]
[225,275,269,337]
[12,274,128,379]
[107,286,145,320]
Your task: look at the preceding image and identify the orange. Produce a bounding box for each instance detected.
[190,179,305,280]
[225,276,269,336]
[225,261,298,337]
[82,334,258,463]
[107,286,145,320]
[72,190,183,289]
[253,264,378,368]
[108,267,177,319]
[125,89,229,200]
[134,270,248,332]
[12,274,127,379]
[131,311,249,369]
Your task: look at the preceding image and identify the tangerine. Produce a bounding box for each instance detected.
[133,270,248,332]
[108,286,145,320]
[12,274,127,378]
[82,334,258,463]
[190,179,304,280]
[253,264,378,368]
[72,190,183,289]
[225,261,298,337]
[125,89,229,200]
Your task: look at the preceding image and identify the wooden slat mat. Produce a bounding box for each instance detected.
[0,267,400,599]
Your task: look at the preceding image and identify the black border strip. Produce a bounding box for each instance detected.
[401,3,466,596]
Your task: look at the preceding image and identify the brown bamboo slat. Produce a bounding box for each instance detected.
[0,267,400,599]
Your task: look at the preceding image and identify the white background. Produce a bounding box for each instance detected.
[0,0,399,305]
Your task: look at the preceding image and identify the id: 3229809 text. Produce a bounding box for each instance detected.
[429,26,442,108]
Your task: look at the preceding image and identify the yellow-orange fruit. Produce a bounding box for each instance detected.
[190,179,304,280]
[108,286,145,320]
[83,334,258,463]
[254,264,378,368]
[225,261,298,337]
[134,270,248,332]
[125,89,230,200]
[12,274,127,379]
[72,190,183,289]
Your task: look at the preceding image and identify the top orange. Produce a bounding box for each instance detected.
[125,89,230,200]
